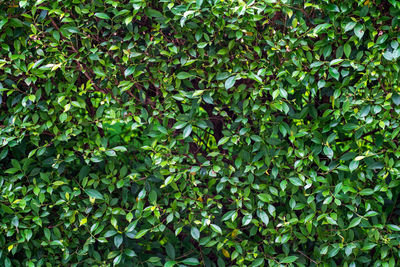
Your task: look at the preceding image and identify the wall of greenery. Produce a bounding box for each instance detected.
[1,0,400,266]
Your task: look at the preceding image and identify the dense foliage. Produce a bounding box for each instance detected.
[1,0,400,266]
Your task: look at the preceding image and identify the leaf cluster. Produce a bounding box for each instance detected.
[1,0,400,266]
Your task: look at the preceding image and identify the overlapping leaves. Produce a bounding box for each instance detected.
[1,0,400,266]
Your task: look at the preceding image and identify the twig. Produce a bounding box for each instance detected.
[49,17,111,97]
[297,250,318,265]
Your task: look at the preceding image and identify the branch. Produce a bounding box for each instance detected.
[49,17,110,96]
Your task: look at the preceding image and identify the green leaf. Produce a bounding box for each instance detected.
[257,194,269,202]
[384,51,394,61]
[354,24,364,39]
[94,13,110,19]
[0,18,7,30]
[225,76,236,90]
[367,161,384,170]
[85,189,104,200]
[105,150,116,157]
[59,113,68,122]
[326,216,337,225]
[360,189,374,196]
[177,72,192,79]
[217,48,228,55]
[93,68,106,77]
[377,34,388,45]
[359,106,370,117]
[328,247,340,257]
[183,124,192,138]
[349,160,359,172]
[164,261,177,267]
[134,229,149,239]
[125,249,137,257]
[148,257,162,263]
[217,136,230,146]
[191,227,200,240]
[11,216,19,227]
[313,23,332,34]
[124,16,134,25]
[344,21,356,32]
[181,258,200,266]
[221,210,236,221]
[330,59,343,66]
[258,211,269,226]
[281,256,298,264]
[364,211,379,217]
[320,246,329,255]
[289,177,303,187]
[348,217,362,228]
[323,196,333,205]
[124,66,135,77]
[196,0,204,8]
[251,258,264,267]
[343,123,358,131]
[323,146,334,159]
[165,243,176,259]
[242,214,252,226]
[197,42,207,48]
[362,243,377,251]
[329,67,340,81]
[393,94,400,106]
[387,224,400,231]
[310,61,324,68]
[344,43,351,58]
[114,235,123,248]
[210,224,222,235]
[147,8,163,18]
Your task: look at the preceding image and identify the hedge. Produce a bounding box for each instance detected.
[1,0,400,266]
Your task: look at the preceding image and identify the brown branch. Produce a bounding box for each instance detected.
[297,250,318,265]
[49,17,111,96]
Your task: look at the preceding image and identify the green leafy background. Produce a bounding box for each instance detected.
[1,0,400,266]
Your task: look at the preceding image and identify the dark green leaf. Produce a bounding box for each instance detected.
[85,189,104,200]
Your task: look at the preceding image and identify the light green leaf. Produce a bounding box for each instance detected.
[329,67,340,81]
[344,43,351,58]
[344,21,356,32]
[349,160,359,172]
[183,124,192,138]
[217,136,230,146]
[387,224,400,231]
[348,217,362,228]
[251,258,264,267]
[354,24,364,39]
[164,261,177,267]
[281,256,298,264]
[134,229,149,239]
[124,66,135,76]
[210,224,222,234]
[181,258,200,266]
[323,146,334,159]
[94,13,110,20]
[191,227,200,240]
[257,194,269,202]
[225,76,236,90]
[289,177,303,187]
[258,211,269,226]
[177,71,192,79]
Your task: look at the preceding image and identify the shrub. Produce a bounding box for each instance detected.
[1,0,400,266]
